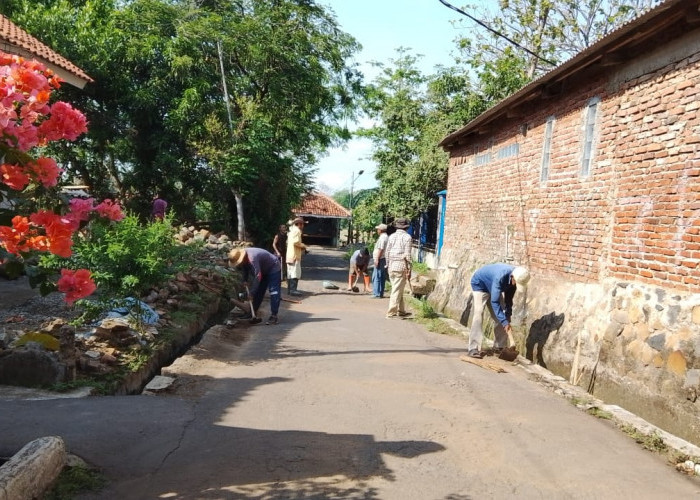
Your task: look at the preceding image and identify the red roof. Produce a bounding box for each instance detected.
[0,14,92,86]
[293,191,350,219]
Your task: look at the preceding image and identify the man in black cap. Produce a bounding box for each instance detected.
[385,217,413,318]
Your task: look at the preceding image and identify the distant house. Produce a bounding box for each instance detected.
[292,191,350,247]
[434,0,700,445]
[0,14,92,88]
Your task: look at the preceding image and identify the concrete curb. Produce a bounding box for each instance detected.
[0,436,66,500]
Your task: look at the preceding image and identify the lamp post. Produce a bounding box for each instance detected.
[348,169,364,245]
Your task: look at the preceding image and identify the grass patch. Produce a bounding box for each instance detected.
[416,298,438,319]
[620,425,667,453]
[411,261,430,274]
[586,407,613,420]
[45,465,106,499]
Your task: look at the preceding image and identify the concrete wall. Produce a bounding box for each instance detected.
[433,28,700,443]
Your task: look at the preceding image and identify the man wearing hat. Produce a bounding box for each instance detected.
[228,247,282,325]
[372,223,389,298]
[286,217,307,296]
[385,217,413,318]
[467,263,531,358]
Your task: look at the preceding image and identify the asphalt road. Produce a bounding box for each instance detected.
[1,247,699,499]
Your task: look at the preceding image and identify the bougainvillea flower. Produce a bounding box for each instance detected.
[30,210,76,257]
[0,216,33,255]
[0,163,30,191]
[38,101,87,142]
[57,268,96,305]
[95,199,125,221]
[26,157,62,187]
[68,197,95,221]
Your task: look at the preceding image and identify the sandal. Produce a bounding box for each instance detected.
[467,349,484,359]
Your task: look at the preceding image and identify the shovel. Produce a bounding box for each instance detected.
[499,328,519,362]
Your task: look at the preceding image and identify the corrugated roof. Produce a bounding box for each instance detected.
[0,14,93,86]
[440,0,685,148]
[293,191,351,219]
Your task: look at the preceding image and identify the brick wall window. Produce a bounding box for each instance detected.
[581,96,600,176]
[541,116,555,181]
[497,143,519,159]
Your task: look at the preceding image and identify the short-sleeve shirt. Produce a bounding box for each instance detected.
[385,229,412,273]
[350,250,369,270]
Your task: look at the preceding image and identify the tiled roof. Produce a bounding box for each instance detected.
[0,14,92,85]
[293,191,351,219]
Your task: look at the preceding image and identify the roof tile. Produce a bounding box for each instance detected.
[0,14,92,83]
[293,191,350,218]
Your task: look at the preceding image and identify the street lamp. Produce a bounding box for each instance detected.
[348,169,364,245]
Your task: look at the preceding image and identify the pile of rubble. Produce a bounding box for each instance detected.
[0,227,252,391]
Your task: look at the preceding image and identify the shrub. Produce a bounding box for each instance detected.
[42,214,193,298]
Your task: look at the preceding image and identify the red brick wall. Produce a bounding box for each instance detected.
[445,48,700,290]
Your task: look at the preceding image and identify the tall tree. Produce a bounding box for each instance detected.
[2,0,364,243]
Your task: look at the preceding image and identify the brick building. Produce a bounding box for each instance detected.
[431,0,700,444]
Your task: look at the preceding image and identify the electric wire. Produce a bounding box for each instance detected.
[437,0,557,67]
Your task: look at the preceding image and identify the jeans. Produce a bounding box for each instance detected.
[372,258,387,297]
[252,267,282,316]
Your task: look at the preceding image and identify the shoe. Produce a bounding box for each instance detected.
[290,290,303,296]
[249,317,262,325]
[467,349,484,359]
[266,315,278,325]
[386,314,398,319]
[398,311,412,317]
[239,312,253,320]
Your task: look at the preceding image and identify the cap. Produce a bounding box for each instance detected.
[512,266,530,286]
[375,223,387,231]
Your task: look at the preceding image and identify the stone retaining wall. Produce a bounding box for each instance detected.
[431,261,700,445]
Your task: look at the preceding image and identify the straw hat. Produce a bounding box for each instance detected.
[228,248,247,267]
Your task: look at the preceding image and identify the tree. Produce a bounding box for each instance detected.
[455,0,658,80]
[2,0,364,243]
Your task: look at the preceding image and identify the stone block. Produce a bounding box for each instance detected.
[668,350,688,377]
[0,436,66,500]
[647,333,666,351]
[693,305,700,325]
[0,348,64,386]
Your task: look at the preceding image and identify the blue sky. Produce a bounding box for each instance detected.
[314,0,469,194]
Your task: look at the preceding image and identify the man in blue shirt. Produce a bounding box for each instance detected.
[228,247,282,325]
[468,263,530,358]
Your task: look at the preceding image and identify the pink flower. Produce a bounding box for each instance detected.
[68,197,95,221]
[38,101,88,142]
[95,199,125,221]
[26,157,62,187]
[57,268,96,305]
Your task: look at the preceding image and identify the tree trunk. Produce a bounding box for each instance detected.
[232,189,247,241]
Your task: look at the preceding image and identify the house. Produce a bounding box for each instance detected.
[433,0,700,445]
[292,191,350,247]
[0,14,92,88]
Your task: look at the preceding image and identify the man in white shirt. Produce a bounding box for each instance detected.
[372,223,389,298]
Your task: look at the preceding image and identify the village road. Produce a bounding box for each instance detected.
[1,247,700,499]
